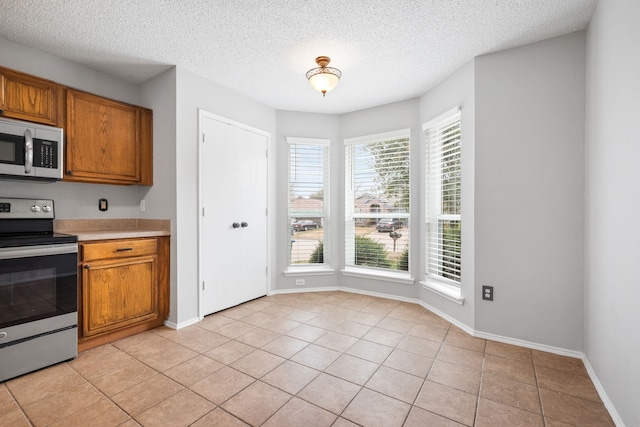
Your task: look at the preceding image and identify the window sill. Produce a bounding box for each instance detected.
[284,266,335,277]
[421,279,465,305]
[341,267,415,285]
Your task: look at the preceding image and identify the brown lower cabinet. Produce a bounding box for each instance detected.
[78,236,170,351]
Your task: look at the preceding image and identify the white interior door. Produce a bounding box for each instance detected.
[201,114,268,315]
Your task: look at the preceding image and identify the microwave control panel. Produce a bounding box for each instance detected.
[34,139,58,168]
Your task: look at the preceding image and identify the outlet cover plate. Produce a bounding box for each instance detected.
[482,285,494,301]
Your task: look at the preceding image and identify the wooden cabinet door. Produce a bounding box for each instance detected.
[82,255,158,337]
[0,67,62,126]
[66,89,141,184]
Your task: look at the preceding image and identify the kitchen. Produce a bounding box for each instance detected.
[0,0,638,424]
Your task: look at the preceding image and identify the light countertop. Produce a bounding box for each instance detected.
[54,219,171,241]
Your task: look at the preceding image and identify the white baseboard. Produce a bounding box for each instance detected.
[581,357,626,427]
[338,286,417,304]
[164,317,200,330]
[270,286,339,295]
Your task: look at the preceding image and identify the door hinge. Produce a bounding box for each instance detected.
[265,266,268,275]
[265,208,268,216]
[265,149,268,158]
[202,134,205,143]
[202,207,205,216]
[202,281,206,290]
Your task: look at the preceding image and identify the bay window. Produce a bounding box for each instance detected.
[345,130,411,274]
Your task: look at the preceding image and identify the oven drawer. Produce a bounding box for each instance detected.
[0,322,77,382]
[81,238,158,261]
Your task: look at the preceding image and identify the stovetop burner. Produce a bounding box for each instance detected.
[0,197,77,248]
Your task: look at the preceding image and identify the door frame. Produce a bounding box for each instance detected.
[197,109,273,319]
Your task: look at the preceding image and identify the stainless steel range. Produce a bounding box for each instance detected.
[0,198,78,382]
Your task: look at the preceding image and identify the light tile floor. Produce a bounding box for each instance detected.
[0,291,615,426]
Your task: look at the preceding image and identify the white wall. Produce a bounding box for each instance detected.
[0,37,145,219]
[418,60,476,329]
[275,111,340,289]
[139,67,178,324]
[474,32,586,351]
[585,0,640,425]
[173,67,276,326]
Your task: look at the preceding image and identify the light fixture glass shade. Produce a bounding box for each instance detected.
[308,72,340,94]
[306,56,341,96]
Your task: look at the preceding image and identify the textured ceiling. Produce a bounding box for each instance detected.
[0,0,597,114]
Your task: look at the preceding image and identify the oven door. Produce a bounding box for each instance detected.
[0,243,78,329]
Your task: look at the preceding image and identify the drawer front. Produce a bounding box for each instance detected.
[82,238,157,261]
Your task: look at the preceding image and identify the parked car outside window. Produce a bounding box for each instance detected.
[292,220,319,231]
[376,218,402,232]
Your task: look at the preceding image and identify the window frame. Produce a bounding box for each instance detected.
[285,137,331,272]
[344,129,412,277]
[422,107,463,301]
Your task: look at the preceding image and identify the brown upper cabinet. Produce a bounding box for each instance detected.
[0,67,63,127]
[65,89,153,185]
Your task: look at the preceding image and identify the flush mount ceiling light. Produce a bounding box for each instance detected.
[306,56,342,97]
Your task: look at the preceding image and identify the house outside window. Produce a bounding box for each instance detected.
[345,129,411,273]
[287,138,329,267]
[424,108,462,286]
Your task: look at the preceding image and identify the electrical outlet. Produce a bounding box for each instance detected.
[295,279,305,286]
[139,199,146,212]
[482,285,494,301]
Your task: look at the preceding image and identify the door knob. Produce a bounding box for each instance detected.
[241,222,248,228]
[232,222,240,228]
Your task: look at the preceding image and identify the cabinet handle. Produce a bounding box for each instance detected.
[116,247,133,252]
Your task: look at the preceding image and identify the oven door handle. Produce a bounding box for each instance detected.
[0,243,78,260]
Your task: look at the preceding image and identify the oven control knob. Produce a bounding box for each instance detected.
[42,205,52,213]
[30,205,41,213]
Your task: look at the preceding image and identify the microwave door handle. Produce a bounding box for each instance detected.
[24,128,33,174]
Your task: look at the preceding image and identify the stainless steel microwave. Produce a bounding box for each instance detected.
[0,116,63,181]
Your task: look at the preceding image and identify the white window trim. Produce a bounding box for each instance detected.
[342,267,415,285]
[286,137,330,270]
[284,266,335,276]
[420,279,464,305]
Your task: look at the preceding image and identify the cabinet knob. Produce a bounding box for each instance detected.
[84,264,90,269]
[232,222,240,228]
[67,170,73,175]
[241,222,248,228]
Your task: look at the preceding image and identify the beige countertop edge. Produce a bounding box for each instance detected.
[65,229,171,242]
[54,219,171,241]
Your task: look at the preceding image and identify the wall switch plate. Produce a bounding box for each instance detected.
[295,279,305,286]
[140,199,146,212]
[482,285,494,301]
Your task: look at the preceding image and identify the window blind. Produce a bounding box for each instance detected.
[425,109,461,283]
[345,130,410,272]
[287,138,329,266]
